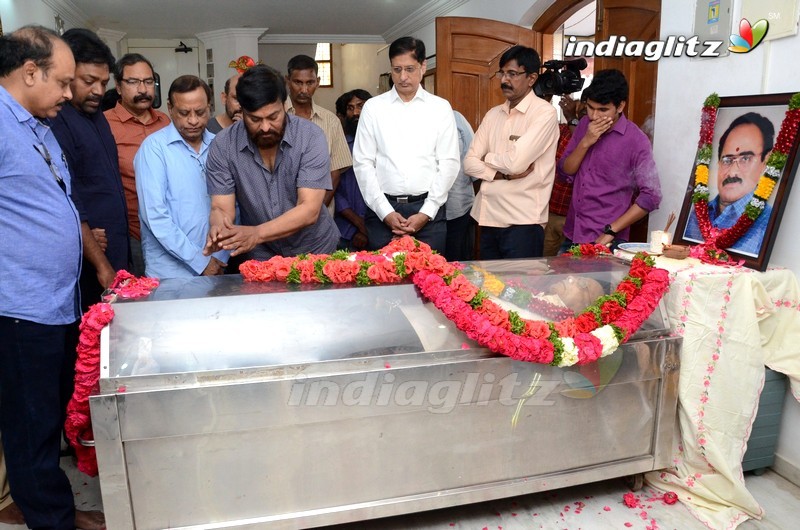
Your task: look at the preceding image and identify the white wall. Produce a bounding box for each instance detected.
[1,0,65,32]
[258,43,344,112]
[340,43,386,96]
[652,0,800,473]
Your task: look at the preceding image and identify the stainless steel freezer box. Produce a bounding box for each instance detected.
[91,256,680,529]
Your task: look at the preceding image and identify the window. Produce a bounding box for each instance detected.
[315,43,332,87]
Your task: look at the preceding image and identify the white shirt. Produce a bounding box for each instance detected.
[353,85,460,221]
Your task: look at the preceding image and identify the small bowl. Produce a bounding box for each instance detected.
[662,244,690,260]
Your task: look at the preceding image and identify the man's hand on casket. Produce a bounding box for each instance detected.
[213,217,262,257]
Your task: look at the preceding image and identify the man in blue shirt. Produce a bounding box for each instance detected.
[334,89,371,250]
[205,65,339,260]
[51,28,129,310]
[0,25,105,530]
[683,112,775,257]
[136,75,228,278]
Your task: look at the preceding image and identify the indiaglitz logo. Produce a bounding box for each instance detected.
[564,17,771,61]
[729,18,769,53]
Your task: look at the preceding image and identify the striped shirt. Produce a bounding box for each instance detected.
[206,114,339,259]
[286,100,352,172]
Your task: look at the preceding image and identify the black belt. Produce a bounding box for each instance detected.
[385,192,428,204]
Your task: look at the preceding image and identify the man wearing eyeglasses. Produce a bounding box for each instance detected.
[104,53,170,276]
[51,29,129,311]
[683,112,774,256]
[0,25,106,530]
[353,36,460,253]
[464,45,559,259]
[134,76,228,278]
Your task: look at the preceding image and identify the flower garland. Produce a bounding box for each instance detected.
[691,92,800,252]
[241,236,670,368]
[65,270,159,476]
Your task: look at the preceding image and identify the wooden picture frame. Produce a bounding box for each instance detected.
[673,92,800,270]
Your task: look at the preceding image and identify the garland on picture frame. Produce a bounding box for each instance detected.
[691,92,800,252]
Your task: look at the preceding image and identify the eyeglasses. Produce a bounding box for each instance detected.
[720,152,762,169]
[391,65,421,76]
[33,143,67,194]
[121,77,156,87]
[496,69,528,79]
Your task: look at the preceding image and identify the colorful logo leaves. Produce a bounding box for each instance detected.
[729,18,769,53]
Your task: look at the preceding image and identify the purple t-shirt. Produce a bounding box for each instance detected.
[558,114,661,243]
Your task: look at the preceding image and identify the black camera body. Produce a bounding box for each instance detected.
[533,58,587,98]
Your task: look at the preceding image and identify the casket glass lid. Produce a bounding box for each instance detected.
[103,255,667,378]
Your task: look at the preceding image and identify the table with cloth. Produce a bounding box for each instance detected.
[638,256,800,529]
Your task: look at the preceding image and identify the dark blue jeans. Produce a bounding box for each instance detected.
[479,224,544,260]
[0,317,77,529]
[365,202,447,254]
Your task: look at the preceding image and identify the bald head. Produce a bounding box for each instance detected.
[0,25,75,118]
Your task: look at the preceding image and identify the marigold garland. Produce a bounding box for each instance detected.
[691,92,800,253]
[241,236,670,368]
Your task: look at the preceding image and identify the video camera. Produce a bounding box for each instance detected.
[533,58,587,98]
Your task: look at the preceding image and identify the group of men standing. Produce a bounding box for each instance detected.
[0,22,665,528]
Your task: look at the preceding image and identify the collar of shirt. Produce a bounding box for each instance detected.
[708,191,753,224]
[109,101,166,125]
[163,122,214,152]
[0,85,51,140]
[388,85,429,104]
[285,99,322,120]
[501,89,537,115]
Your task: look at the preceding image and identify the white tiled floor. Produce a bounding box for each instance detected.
[1,459,797,529]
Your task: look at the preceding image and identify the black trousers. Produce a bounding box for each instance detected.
[0,317,76,529]
[365,200,447,254]
[479,224,545,259]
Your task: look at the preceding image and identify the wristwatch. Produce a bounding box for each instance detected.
[603,224,617,237]
[568,118,580,126]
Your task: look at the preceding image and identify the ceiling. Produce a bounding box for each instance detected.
[61,0,436,41]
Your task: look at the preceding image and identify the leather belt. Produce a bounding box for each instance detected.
[385,192,428,204]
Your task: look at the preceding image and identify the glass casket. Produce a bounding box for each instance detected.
[91,255,680,529]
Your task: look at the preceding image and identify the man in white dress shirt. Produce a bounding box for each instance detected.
[353,36,460,253]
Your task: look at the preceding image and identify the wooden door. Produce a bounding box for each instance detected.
[594,0,660,241]
[593,0,660,129]
[435,17,535,131]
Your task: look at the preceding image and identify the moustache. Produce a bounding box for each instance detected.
[133,94,153,103]
[722,176,743,186]
[501,83,512,91]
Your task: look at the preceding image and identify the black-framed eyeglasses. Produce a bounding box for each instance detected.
[496,69,528,79]
[33,143,67,194]
[121,77,156,87]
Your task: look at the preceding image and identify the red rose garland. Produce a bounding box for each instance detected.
[65,270,159,476]
[692,92,800,254]
[241,236,671,368]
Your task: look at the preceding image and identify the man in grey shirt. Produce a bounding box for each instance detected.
[204,65,339,260]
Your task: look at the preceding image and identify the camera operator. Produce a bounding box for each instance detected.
[463,45,559,259]
[544,92,587,255]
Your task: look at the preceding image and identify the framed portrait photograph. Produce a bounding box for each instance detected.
[673,92,800,270]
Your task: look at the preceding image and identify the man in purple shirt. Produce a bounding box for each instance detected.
[558,69,661,249]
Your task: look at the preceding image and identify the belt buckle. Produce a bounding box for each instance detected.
[396,195,409,204]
